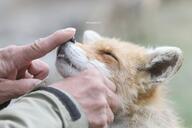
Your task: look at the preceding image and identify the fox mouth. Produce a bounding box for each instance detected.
[57,52,80,71]
[57,41,81,71]
[56,39,90,77]
[56,38,76,58]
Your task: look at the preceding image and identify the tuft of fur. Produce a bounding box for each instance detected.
[56,30,184,128]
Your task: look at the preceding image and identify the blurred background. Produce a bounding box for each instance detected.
[0,0,191,127]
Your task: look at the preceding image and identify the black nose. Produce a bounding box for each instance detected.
[57,44,64,55]
[69,37,76,43]
[57,37,76,55]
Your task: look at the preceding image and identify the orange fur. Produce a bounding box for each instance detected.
[75,38,183,128]
[57,31,183,128]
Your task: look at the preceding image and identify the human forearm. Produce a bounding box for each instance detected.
[0,87,88,128]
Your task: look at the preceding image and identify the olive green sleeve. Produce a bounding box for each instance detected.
[0,87,88,128]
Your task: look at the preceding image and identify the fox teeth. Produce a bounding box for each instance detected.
[57,54,65,58]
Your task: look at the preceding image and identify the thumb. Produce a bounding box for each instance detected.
[0,79,42,102]
[13,79,43,96]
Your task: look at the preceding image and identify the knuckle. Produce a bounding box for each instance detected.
[32,39,42,52]
[94,116,107,128]
[29,38,47,57]
[90,83,106,95]
[91,98,107,109]
[97,98,108,108]
[108,117,114,124]
[0,45,18,59]
[95,84,107,94]
[108,111,114,123]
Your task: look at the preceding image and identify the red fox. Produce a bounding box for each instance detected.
[56,30,183,128]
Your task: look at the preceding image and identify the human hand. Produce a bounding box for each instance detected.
[0,28,76,104]
[50,68,119,128]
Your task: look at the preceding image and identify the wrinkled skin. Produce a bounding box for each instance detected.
[0,28,75,104]
[51,68,119,128]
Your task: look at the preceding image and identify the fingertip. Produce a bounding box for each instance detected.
[28,60,49,80]
[106,105,114,124]
[61,27,76,33]
[106,89,120,113]
[39,61,49,78]
[53,27,76,43]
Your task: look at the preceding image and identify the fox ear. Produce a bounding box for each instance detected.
[83,30,102,44]
[146,47,183,83]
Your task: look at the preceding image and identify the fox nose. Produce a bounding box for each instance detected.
[57,37,76,55]
[69,37,76,44]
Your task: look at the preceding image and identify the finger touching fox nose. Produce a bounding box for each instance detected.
[19,28,76,61]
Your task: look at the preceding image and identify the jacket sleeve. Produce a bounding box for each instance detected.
[0,87,88,128]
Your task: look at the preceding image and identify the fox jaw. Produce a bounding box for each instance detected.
[56,30,183,120]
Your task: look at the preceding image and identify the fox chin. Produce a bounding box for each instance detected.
[56,30,183,128]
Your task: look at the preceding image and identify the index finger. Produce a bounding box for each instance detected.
[20,28,76,61]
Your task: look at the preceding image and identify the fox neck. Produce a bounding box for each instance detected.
[111,106,181,128]
[110,86,181,128]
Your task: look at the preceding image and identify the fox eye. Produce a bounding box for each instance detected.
[101,51,119,62]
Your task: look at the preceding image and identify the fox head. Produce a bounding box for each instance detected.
[56,30,183,115]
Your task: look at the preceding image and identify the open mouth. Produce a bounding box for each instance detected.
[57,53,80,70]
[56,38,82,71]
[57,38,76,56]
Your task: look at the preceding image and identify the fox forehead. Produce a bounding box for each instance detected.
[77,38,149,69]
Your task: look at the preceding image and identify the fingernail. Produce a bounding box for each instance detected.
[62,27,76,33]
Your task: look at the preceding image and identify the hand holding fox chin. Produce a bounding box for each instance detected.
[51,68,119,128]
[0,28,119,128]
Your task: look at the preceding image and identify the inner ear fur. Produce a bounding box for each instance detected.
[146,47,183,83]
[83,30,102,44]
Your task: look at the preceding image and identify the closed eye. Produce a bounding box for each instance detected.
[101,51,119,62]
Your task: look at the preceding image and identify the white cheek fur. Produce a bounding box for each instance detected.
[56,60,78,77]
[88,60,111,77]
[56,43,110,78]
[64,43,89,70]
